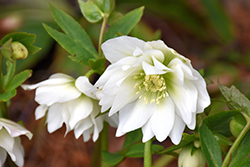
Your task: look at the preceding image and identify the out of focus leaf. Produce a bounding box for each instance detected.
[103,6,144,41]
[6,70,32,92]
[1,38,13,62]
[102,151,125,166]
[3,60,16,88]
[0,90,16,102]
[200,123,222,167]
[88,58,106,74]
[122,129,142,150]
[78,0,103,23]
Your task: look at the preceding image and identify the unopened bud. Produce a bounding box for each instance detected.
[11,41,28,59]
[178,145,206,167]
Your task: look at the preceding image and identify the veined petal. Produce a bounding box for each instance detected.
[74,117,93,139]
[141,121,154,143]
[121,99,155,133]
[0,118,32,139]
[0,129,15,159]
[68,96,93,129]
[75,76,97,99]
[35,83,81,106]
[142,49,165,62]
[0,148,7,167]
[169,114,185,145]
[12,137,24,167]
[35,105,48,120]
[150,97,175,142]
[101,36,146,63]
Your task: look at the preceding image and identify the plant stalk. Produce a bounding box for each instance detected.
[98,15,108,58]
[144,139,152,167]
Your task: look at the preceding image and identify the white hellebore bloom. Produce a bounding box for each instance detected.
[95,36,210,144]
[0,118,32,167]
[22,73,118,142]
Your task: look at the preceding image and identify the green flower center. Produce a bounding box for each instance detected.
[134,74,168,104]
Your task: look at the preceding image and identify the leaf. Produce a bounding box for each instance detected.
[102,151,124,167]
[94,0,115,14]
[0,32,41,55]
[122,129,142,150]
[200,0,234,42]
[6,70,32,92]
[3,60,16,88]
[1,38,13,62]
[218,82,250,116]
[0,89,16,102]
[103,6,144,42]
[159,133,197,154]
[78,0,103,23]
[229,129,250,167]
[199,123,222,167]
[213,133,233,146]
[204,110,239,137]
[44,5,98,65]
[88,58,106,74]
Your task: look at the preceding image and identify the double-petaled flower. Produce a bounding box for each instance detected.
[22,73,118,142]
[95,36,210,144]
[0,118,32,167]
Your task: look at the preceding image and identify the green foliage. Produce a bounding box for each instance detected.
[0,38,13,62]
[6,70,32,92]
[102,151,125,166]
[103,6,144,41]
[0,90,17,102]
[88,58,106,74]
[199,123,222,167]
[43,5,98,66]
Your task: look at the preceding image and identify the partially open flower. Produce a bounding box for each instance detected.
[22,73,118,142]
[0,118,32,167]
[178,144,206,167]
[11,41,28,60]
[95,36,210,144]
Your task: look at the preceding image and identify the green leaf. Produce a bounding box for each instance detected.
[122,129,142,150]
[200,0,234,42]
[1,38,13,62]
[102,151,124,167]
[0,32,41,55]
[3,60,16,88]
[78,0,103,23]
[44,5,98,65]
[199,123,222,167]
[159,133,197,154]
[6,70,32,92]
[88,58,106,74]
[103,6,144,41]
[213,133,233,146]
[218,82,250,116]
[0,89,16,102]
[229,129,250,167]
[94,0,115,14]
[204,110,239,137]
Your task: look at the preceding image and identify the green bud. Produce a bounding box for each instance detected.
[11,41,28,60]
[178,145,206,167]
[230,114,246,137]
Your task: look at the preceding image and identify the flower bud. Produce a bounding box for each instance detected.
[11,41,28,59]
[178,145,206,167]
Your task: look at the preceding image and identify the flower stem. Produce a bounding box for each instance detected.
[100,122,108,167]
[85,69,95,78]
[144,139,152,167]
[221,113,250,167]
[98,15,108,58]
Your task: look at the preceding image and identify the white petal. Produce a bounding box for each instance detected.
[12,137,24,167]
[68,96,93,129]
[91,115,104,142]
[35,83,81,106]
[75,76,97,99]
[101,36,146,63]
[74,117,93,139]
[0,148,7,167]
[0,118,32,139]
[141,121,154,143]
[104,113,119,128]
[133,46,143,56]
[82,128,93,142]
[0,129,15,160]
[35,105,48,120]
[169,114,185,145]
[185,80,198,113]
[186,113,196,130]
[142,49,165,62]
[121,99,155,133]
[46,103,66,133]
[142,61,171,75]
[150,97,175,142]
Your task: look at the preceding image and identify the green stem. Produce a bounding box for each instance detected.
[144,139,152,167]
[221,113,250,167]
[0,53,9,119]
[101,122,108,167]
[91,136,102,167]
[98,15,108,58]
[85,69,95,78]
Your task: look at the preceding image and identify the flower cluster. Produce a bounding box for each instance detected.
[22,73,118,142]
[0,118,32,167]
[23,36,210,145]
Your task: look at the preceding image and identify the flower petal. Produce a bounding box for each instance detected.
[169,114,185,145]
[0,148,7,167]
[150,97,175,142]
[75,76,97,99]
[101,36,146,63]
[35,105,48,120]
[74,117,93,139]
[141,121,154,143]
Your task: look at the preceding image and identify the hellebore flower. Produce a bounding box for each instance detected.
[178,144,206,167]
[95,36,210,144]
[22,73,118,142]
[0,118,32,167]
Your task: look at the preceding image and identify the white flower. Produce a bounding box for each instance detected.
[178,144,206,167]
[95,36,210,144]
[22,73,118,142]
[0,118,32,167]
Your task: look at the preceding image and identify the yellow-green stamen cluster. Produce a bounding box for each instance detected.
[134,73,168,104]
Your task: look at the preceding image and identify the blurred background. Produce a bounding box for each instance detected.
[1,0,250,166]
